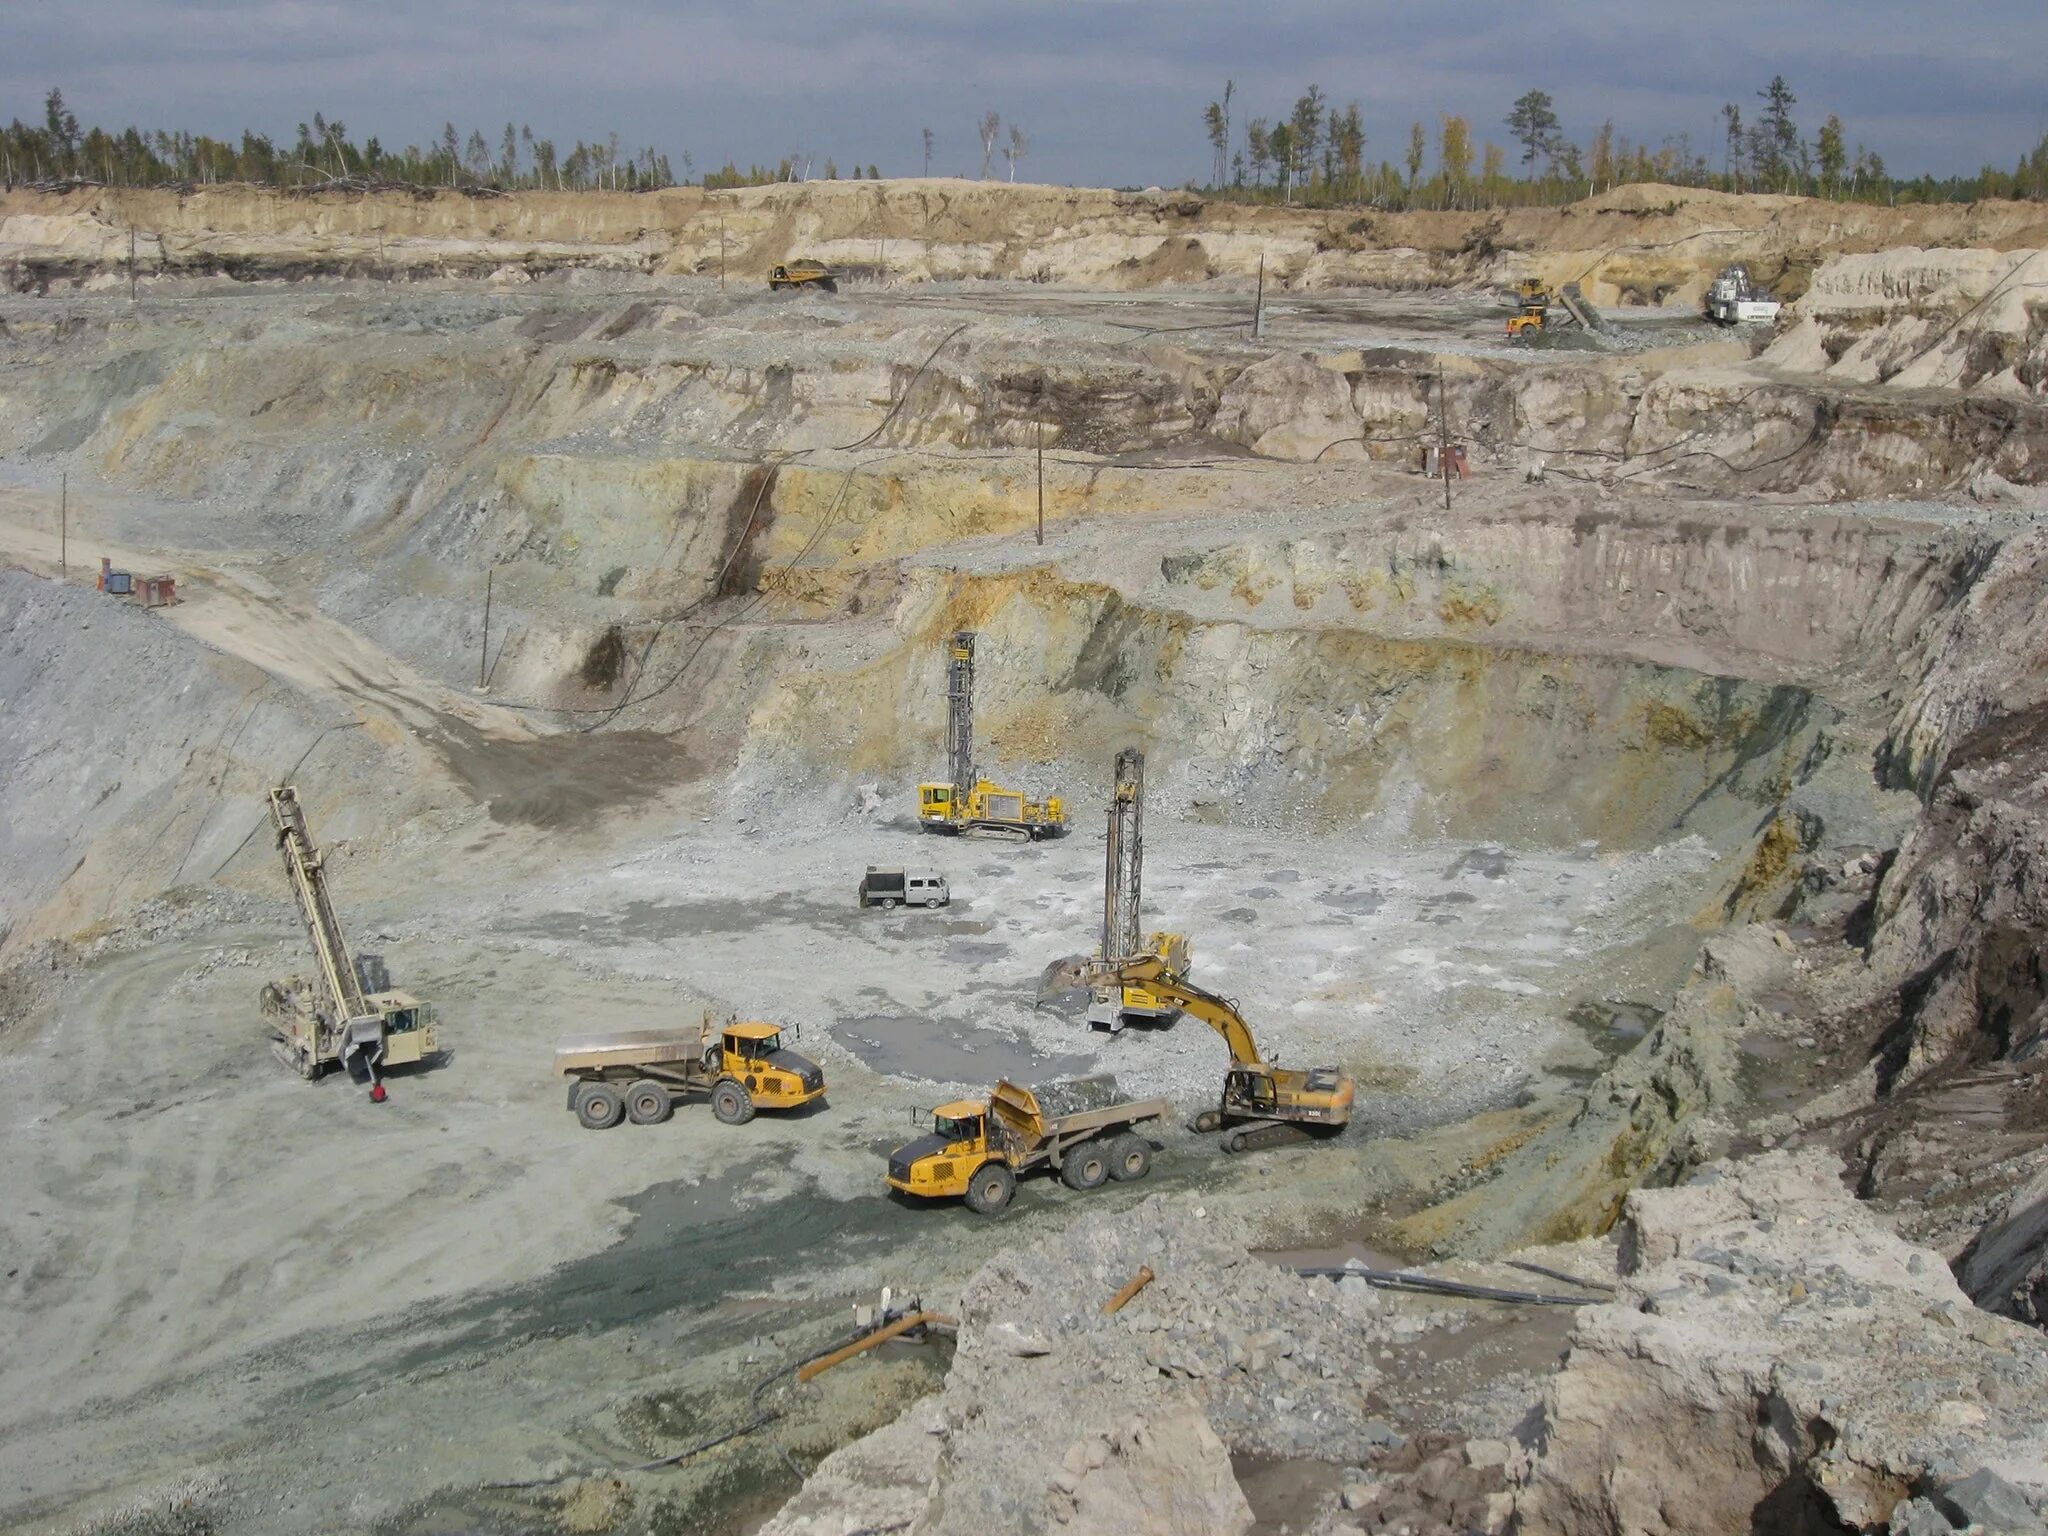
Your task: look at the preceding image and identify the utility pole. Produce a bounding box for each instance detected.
[59,472,67,574]
[128,228,137,302]
[1252,252,1266,339]
[479,567,493,687]
[1436,369,1453,511]
[1036,382,1046,547]
[718,210,726,295]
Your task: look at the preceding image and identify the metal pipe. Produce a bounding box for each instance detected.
[796,1310,955,1383]
[1294,1265,1605,1307]
[1102,1265,1155,1315]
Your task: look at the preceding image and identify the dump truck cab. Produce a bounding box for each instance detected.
[888,1100,994,1201]
[717,1021,826,1111]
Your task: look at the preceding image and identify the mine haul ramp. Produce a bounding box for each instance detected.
[554,1019,826,1130]
[888,1076,1168,1215]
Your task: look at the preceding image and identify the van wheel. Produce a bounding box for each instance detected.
[577,1083,626,1130]
[712,1078,756,1126]
[881,897,899,908]
[1107,1134,1152,1181]
[1060,1141,1110,1191]
[625,1079,673,1126]
[963,1162,1015,1214]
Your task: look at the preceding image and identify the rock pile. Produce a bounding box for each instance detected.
[761,1195,1430,1536]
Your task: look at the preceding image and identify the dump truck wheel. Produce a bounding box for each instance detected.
[625,1079,673,1126]
[1107,1134,1152,1181]
[577,1083,626,1130]
[963,1162,1015,1215]
[1060,1141,1110,1191]
[712,1078,756,1126]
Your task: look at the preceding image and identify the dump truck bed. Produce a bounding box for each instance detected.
[553,1030,704,1075]
[989,1076,1168,1161]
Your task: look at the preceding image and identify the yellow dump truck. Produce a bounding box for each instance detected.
[768,259,838,292]
[555,1017,825,1129]
[887,1077,1169,1214]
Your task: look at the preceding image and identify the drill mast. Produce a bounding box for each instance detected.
[1102,747,1144,962]
[946,630,976,803]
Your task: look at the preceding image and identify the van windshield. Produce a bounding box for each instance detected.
[934,1113,980,1142]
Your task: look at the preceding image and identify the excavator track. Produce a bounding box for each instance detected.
[1218,1119,1316,1155]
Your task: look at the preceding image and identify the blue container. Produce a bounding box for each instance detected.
[107,572,133,594]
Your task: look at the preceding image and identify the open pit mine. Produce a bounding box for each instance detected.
[3,178,2048,1536]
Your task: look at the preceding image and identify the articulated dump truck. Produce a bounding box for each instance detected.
[556,1016,826,1129]
[888,1076,1167,1214]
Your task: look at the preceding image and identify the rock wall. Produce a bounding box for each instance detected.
[7,180,2048,303]
[1514,1152,2048,1535]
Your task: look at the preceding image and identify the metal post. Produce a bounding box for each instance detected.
[1252,252,1266,339]
[1436,369,1453,511]
[479,568,493,687]
[1036,410,1045,547]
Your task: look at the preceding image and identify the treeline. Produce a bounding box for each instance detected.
[5,89,678,192]
[1199,78,2048,209]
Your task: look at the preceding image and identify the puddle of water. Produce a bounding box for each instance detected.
[1428,891,1479,906]
[1566,1000,1662,1053]
[1246,886,1279,899]
[1317,888,1385,915]
[1445,846,1511,881]
[944,940,1009,966]
[1739,1032,1800,1060]
[839,1012,1093,1084]
[1220,907,1258,923]
[1262,869,1304,884]
[941,919,994,936]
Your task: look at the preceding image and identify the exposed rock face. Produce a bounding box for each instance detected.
[1514,1152,2048,1535]
[760,1197,1392,1536]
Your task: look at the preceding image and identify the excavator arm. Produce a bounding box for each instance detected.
[1039,953,1263,1067]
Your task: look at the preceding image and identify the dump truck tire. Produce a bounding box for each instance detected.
[1107,1134,1152,1181]
[577,1083,626,1130]
[1060,1141,1110,1191]
[625,1079,673,1126]
[963,1162,1015,1215]
[712,1078,756,1126]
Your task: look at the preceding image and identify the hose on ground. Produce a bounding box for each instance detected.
[1294,1264,1609,1307]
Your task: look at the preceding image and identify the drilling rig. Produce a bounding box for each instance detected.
[261,785,438,1090]
[916,630,1066,838]
[1087,747,1190,1031]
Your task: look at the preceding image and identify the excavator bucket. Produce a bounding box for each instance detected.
[1036,953,1102,1006]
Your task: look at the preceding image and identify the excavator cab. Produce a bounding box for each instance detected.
[1224,1067,1278,1115]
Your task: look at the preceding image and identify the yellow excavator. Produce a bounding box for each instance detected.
[1040,952,1354,1153]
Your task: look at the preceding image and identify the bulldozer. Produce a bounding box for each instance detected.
[768,259,838,293]
[916,631,1066,838]
[263,785,438,1090]
[1041,952,1353,1153]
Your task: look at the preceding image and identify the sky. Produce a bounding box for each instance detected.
[4,0,2044,185]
